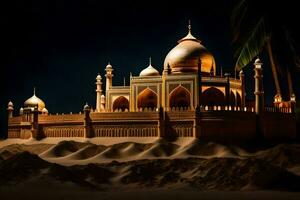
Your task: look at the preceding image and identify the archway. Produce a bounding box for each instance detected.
[230,91,236,106]
[201,87,225,106]
[112,96,129,112]
[236,92,242,107]
[137,88,157,110]
[169,85,191,109]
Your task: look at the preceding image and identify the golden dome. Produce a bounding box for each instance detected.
[140,58,160,76]
[164,23,216,75]
[24,88,46,112]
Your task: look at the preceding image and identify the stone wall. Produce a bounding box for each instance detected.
[7,109,297,142]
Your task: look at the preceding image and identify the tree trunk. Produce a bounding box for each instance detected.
[266,40,282,100]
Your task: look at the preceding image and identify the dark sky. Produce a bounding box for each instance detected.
[0,0,299,138]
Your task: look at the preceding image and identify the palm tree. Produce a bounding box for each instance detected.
[231,0,299,103]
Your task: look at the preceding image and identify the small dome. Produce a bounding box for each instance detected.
[24,89,46,112]
[96,74,102,80]
[255,58,262,64]
[101,94,105,99]
[140,58,160,77]
[42,108,48,113]
[19,107,24,115]
[140,65,160,76]
[83,103,90,110]
[164,24,216,75]
[106,62,113,69]
[8,101,13,107]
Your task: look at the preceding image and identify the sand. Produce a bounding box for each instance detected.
[1,138,300,199]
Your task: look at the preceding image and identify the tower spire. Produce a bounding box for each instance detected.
[188,19,191,34]
[178,19,200,43]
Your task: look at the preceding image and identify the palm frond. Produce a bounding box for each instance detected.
[231,0,248,43]
[234,18,270,71]
[284,29,300,71]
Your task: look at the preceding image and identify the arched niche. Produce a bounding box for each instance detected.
[201,87,225,106]
[137,88,157,110]
[169,85,191,109]
[112,96,129,112]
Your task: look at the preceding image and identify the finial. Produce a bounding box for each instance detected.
[123,77,126,86]
[149,57,152,66]
[108,61,110,65]
[130,72,132,77]
[33,87,36,96]
[188,19,191,33]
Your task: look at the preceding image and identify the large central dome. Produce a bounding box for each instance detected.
[164,24,216,75]
[24,88,46,112]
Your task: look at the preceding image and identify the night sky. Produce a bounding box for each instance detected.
[1,0,299,138]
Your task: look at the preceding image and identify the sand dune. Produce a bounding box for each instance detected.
[2,139,300,200]
[1,151,300,192]
[1,139,300,171]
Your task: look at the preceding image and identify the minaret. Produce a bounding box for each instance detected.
[220,66,223,77]
[239,70,246,107]
[224,73,231,106]
[95,74,102,112]
[290,93,296,113]
[83,103,91,138]
[105,62,114,91]
[7,101,14,118]
[254,58,264,115]
[100,94,106,111]
[287,69,296,113]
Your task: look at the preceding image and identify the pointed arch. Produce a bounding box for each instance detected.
[112,96,129,112]
[230,90,236,106]
[169,85,191,109]
[201,87,225,106]
[236,92,242,107]
[137,88,157,110]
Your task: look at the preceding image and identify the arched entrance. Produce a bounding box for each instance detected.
[169,85,191,109]
[137,88,157,110]
[113,96,129,112]
[202,87,225,107]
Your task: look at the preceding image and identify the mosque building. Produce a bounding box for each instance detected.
[7,23,297,142]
